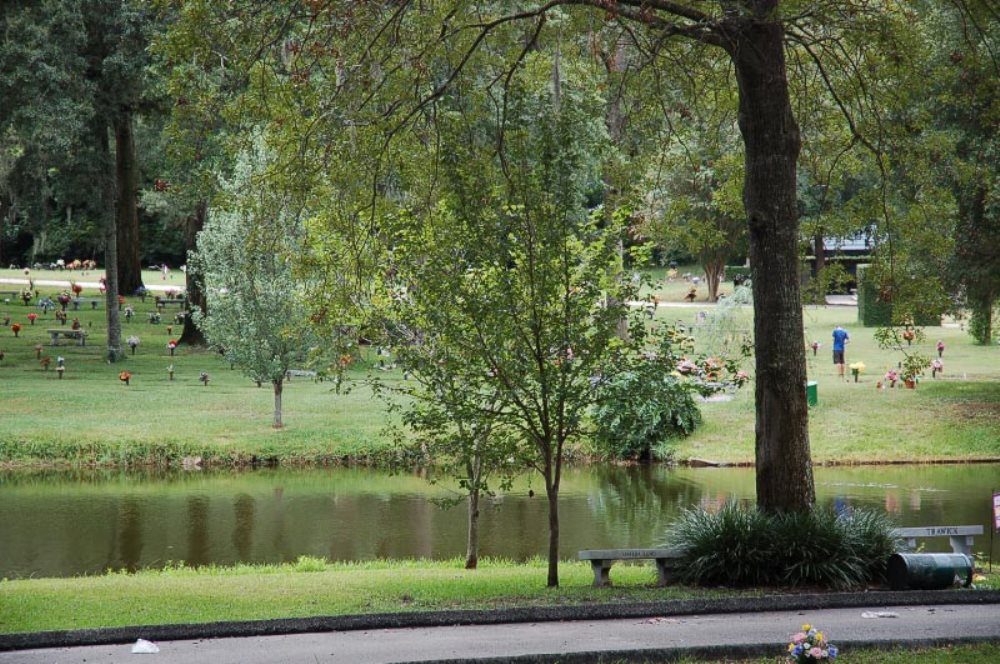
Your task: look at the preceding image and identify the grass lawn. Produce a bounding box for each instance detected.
[0,557,741,634]
[672,645,1000,663]
[1,286,998,467]
[0,284,401,466]
[662,306,1000,464]
[1,556,996,635]
[639,264,736,303]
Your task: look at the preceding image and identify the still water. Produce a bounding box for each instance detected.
[2,464,998,578]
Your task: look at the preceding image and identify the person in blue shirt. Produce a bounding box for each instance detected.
[832,325,850,379]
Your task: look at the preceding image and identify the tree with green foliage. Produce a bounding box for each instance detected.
[162,0,826,513]
[0,0,164,360]
[191,146,318,429]
[379,68,640,586]
[639,124,746,302]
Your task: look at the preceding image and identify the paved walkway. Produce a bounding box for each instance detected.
[0,277,178,293]
[4,603,998,664]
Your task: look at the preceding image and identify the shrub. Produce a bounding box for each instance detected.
[592,366,702,461]
[667,502,898,589]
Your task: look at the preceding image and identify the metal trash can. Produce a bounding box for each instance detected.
[806,381,818,407]
[886,553,973,590]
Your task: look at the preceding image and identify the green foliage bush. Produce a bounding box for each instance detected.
[802,262,850,304]
[668,502,898,589]
[592,367,701,461]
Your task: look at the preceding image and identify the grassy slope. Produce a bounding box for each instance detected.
[2,286,998,467]
[663,306,1000,464]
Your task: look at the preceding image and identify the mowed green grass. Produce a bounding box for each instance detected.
[0,285,399,465]
[0,557,734,633]
[0,556,996,636]
[1,555,994,635]
[2,286,998,466]
[653,305,1000,464]
[671,645,1000,664]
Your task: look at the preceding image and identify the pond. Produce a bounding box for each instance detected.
[1,464,998,578]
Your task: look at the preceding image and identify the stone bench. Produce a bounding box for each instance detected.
[0,290,20,298]
[71,297,101,310]
[155,297,186,310]
[578,548,683,587]
[47,328,87,346]
[893,525,983,556]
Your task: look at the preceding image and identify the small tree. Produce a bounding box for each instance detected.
[382,68,638,587]
[191,146,316,428]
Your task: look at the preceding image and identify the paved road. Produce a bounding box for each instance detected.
[4,604,998,664]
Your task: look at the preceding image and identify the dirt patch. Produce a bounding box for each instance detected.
[953,401,1000,422]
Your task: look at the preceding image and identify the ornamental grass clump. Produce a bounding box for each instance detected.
[667,502,897,589]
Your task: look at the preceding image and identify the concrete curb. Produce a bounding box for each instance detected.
[2,590,999,652]
[395,636,1000,664]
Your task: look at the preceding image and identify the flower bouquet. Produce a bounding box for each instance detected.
[787,624,837,662]
[931,358,943,378]
[119,370,132,386]
[810,341,820,356]
[848,361,864,382]
[884,369,898,388]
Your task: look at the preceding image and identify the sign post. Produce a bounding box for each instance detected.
[992,490,999,572]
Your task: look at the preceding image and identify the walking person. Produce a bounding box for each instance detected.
[832,324,850,380]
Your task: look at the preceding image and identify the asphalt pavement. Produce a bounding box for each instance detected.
[3,602,999,664]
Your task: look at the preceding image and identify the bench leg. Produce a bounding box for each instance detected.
[950,535,974,556]
[590,560,612,587]
[654,559,670,586]
[50,335,59,346]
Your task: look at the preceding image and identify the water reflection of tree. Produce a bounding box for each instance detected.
[186,495,210,566]
[118,497,143,572]
[588,467,708,545]
[232,493,256,560]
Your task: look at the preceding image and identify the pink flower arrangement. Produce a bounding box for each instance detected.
[884,369,898,387]
[787,623,837,662]
[931,359,943,378]
[167,339,178,356]
[27,313,38,325]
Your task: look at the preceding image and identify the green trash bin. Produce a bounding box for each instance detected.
[806,381,818,407]
[886,553,973,590]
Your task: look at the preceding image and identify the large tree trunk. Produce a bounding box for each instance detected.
[971,293,994,345]
[272,378,284,428]
[813,229,826,276]
[180,200,207,345]
[97,119,123,362]
[729,10,814,513]
[114,111,144,296]
[704,256,725,303]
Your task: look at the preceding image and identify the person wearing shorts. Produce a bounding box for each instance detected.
[832,325,849,379]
